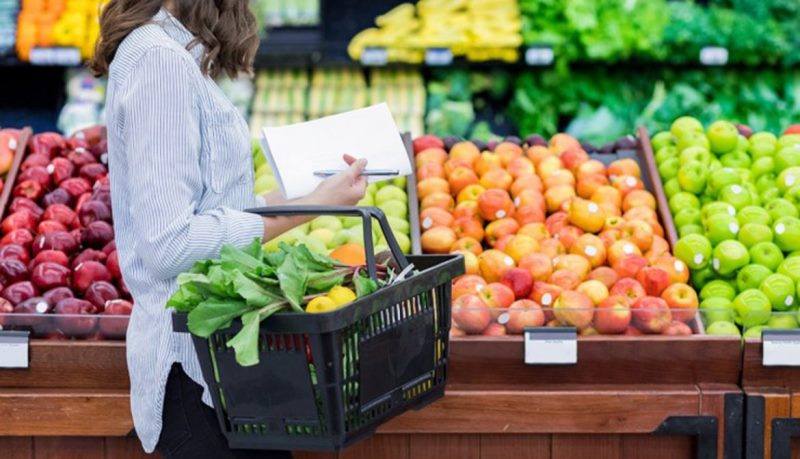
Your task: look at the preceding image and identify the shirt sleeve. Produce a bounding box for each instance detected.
[122,47,264,280]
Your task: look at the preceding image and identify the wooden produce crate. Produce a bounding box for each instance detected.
[399,133,745,459]
[742,336,800,459]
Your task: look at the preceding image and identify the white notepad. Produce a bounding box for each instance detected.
[260,103,413,200]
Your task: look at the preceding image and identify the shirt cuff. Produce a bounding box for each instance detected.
[224,208,265,247]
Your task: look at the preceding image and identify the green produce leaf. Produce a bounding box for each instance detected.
[166,285,203,312]
[187,299,249,338]
[226,309,261,366]
[307,271,347,293]
[231,270,284,306]
[354,272,379,298]
[263,250,286,267]
[277,254,307,312]
[207,265,237,298]
[220,244,267,272]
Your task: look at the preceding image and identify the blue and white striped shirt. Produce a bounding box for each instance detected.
[105,9,265,453]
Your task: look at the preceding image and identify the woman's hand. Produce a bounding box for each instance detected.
[308,154,368,206]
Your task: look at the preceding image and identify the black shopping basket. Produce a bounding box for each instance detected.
[173,206,464,451]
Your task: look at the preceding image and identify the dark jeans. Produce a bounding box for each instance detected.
[156,364,293,459]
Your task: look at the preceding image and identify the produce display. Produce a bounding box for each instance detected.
[252,0,320,28]
[348,0,522,64]
[15,0,105,61]
[413,133,699,336]
[0,126,133,340]
[168,239,392,366]
[653,117,800,337]
[57,69,107,136]
[0,0,17,56]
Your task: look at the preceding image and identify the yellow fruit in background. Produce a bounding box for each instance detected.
[329,286,357,306]
[306,296,338,314]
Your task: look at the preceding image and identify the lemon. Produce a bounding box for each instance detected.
[306,296,338,314]
[328,286,357,307]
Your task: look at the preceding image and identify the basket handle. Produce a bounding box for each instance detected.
[245,205,409,281]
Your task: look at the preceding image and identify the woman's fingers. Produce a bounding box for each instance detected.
[343,154,357,165]
[345,157,368,180]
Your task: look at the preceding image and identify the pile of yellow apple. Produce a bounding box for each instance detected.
[413,133,700,336]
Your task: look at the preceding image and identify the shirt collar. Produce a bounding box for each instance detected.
[152,7,204,66]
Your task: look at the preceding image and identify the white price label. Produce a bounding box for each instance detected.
[525,47,554,66]
[0,331,29,369]
[524,327,577,365]
[425,48,453,66]
[360,47,388,66]
[29,47,82,66]
[700,47,729,66]
[762,329,800,367]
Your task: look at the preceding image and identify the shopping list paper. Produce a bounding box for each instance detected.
[260,103,412,200]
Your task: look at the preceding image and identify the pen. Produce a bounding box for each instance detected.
[313,169,400,177]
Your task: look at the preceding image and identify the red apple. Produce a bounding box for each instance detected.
[612,254,648,279]
[609,278,646,305]
[662,320,693,336]
[500,268,534,299]
[503,299,545,334]
[660,283,699,323]
[632,296,672,334]
[479,282,515,309]
[452,294,491,334]
[595,295,632,334]
[636,267,671,297]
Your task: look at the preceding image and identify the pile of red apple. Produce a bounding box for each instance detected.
[0,126,132,340]
[413,133,701,337]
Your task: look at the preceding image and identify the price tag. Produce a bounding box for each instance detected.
[425,48,453,66]
[0,331,29,369]
[700,46,728,66]
[763,329,800,367]
[360,47,388,66]
[525,47,554,66]
[29,47,82,66]
[524,327,577,365]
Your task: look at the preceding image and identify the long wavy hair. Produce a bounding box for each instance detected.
[90,0,259,79]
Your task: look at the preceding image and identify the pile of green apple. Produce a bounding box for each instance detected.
[652,117,800,337]
[252,141,413,255]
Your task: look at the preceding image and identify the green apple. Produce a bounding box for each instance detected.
[669,192,701,214]
[751,157,775,180]
[700,279,738,301]
[750,132,778,147]
[744,326,766,338]
[309,228,338,249]
[761,187,782,203]
[720,151,752,169]
[734,289,772,328]
[263,227,307,252]
[664,178,682,198]
[692,265,718,289]
[767,314,799,329]
[677,131,711,152]
[706,168,741,196]
[701,297,736,324]
[737,223,773,248]
[386,216,410,235]
[375,185,407,205]
[773,216,800,252]
[736,135,750,153]
[378,200,408,220]
[674,208,702,228]
[737,167,753,184]
[737,264,773,292]
[301,235,328,255]
[255,163,272,177]
[737,206,772,226]
[706,321,742,336]
[341,216,361,228]
[373,243,389,255]
[749,242,784,271]
[765,198,800,221]
[393,231,412,254]
[756,173,778,193]
[392,176,408,189]
[760,273,796,311]
[707,120,739,154]
[677,161,708,194]
[375,181,388,189]
[778,257,800,283]
[710,158,723,171]
[332,229,353,247]
[254,175,278,194]
[713,240,750,276]
[671,116,704,139]
[778,166,800,194]
[651,131,675,152]
[745,183,762,207]
[365,183,378,195]
[675,234,712,270]
[655,145,678,164]
[702,202,736,220]
[775,147,800,172]
[679,224,704,238]
[719,184,753,210]
[680,147,713,167]
[790,251,800,259]
[704,213,739,246]
[749,141,776,160]
[778,134,800,149]
[310,216,343,233]
[658,158,681,181]
[699,194,714,207]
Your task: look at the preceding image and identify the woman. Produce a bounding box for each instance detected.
[90,1,367,457]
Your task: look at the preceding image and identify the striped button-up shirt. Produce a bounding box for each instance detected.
[105,9,265,453]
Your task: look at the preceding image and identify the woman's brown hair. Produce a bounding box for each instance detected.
[90,0,259,79]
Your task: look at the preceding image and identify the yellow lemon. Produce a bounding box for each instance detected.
[305,296,338,314]
[328,286,357,307]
